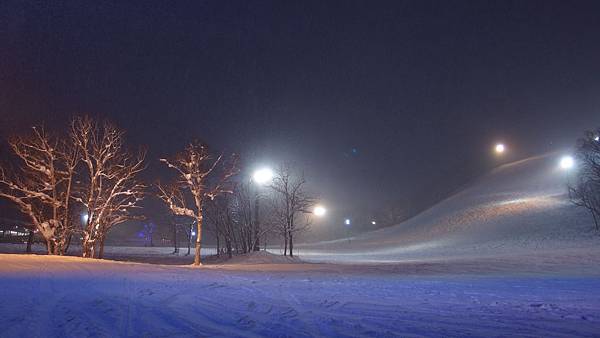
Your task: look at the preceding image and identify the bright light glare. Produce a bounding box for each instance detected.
[595,136,599,142]
[495,143,505,154]
[253,168,273,184]
[559,155,574,170]
[313,205,326,217]
[371,220,377,225]
[191,231,196,236]
[344,219,351,225]
[82,213,89,222]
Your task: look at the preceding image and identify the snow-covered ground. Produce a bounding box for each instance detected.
[1,254,600,337]
[2,153,600,336]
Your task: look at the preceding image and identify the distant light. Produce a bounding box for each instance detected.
[495,143,505,154]
[371,220,377,225]
[595,135,599,142]
[344,219,351,225]
[313,205,326,217]
[82,213,89,222]
[191,231,196,236]
[559,155,574,170]
[253,168,274,185]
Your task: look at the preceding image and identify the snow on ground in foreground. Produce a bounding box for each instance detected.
[1,254,600,337]
[298,153,600,263]
[2,154,600,336]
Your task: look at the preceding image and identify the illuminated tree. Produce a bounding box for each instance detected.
[0,127,79,255]
[71,117,146,258]
[157,142,237,265]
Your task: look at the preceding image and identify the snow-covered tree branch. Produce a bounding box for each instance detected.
[0,127,79,254]
[157,142,238,265]
[71,116,146,258]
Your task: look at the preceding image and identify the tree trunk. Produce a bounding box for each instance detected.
[591,210,599,231]
[193,215,203,266]
[253,195,260,251]
[242,230,246,253]
[98,236,106,259]
[64,234,73,255]
[82,236,94,258]
[186,224,192,256]
[46,240,54,255]
[26,230,34,253]
[172,222,179,254]
[226,237,233,258]
[289,231,294,257]
[283,231,288,256]
[216,232,220,257]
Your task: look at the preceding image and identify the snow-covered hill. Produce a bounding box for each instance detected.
[299,153,600,262]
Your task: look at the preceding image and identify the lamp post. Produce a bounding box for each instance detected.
[252,168,273,251]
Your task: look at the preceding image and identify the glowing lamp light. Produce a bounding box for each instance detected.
[82,213,89,222]
[595,136,599,142]
[253,168,274,185]
[344,219,351,225]
[495,143,505,154]
[313,205,326,217]
[559,155,574,170]
[191,231,196,236]
[371,220,377,225]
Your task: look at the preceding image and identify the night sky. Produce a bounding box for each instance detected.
[1,1,600,232]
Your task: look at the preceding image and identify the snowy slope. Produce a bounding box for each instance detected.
[299,153,600,262]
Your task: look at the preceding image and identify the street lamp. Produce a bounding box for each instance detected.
[495,143,505,154]
[313,205,326,217]
[253,168,274,185]
[251,167,273,251]
[344,219,351,225]
[559,155,574,170]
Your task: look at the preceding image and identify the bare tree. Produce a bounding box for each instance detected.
[205,195,237,258]
[0,127,79,255]
[569,130,600,231]
[157,142,237,266]
[230,181,264,253]
[71,117,146,258]
[269,163,316,257]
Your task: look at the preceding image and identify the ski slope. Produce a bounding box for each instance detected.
[299,153,600,263]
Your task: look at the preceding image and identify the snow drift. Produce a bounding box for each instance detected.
[300,153,600,262]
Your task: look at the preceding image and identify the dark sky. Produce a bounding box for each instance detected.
[1,1,600,230]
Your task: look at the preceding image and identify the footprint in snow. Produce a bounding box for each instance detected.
[320,300,340,308]
[207,282,226,289]
[280,307,299,319]
[237,315,256,328]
